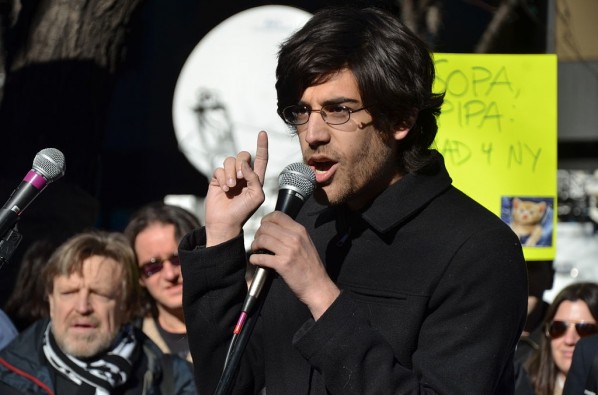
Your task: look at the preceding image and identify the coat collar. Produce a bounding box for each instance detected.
[307,150,453,234]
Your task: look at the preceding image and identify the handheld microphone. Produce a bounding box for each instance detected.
[216,163,316,394]
[234,162,316,333]
[0,148,66,239]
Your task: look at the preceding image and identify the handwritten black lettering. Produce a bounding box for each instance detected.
[440,139,472,166]
[481,142,493,165]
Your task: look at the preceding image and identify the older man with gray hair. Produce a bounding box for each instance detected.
[0,231,196,394]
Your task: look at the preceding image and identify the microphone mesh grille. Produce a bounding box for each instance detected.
[279,162,316,198]
[33,148,66,182]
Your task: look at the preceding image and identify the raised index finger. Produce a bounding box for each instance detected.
[253,130,269,186]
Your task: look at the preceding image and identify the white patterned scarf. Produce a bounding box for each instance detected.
[42,322,138,395]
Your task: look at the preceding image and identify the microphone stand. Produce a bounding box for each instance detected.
[214,272,273,395]
[0,209,22,270]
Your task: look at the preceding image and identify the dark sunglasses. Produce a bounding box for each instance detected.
[139,253,180,278]
[546,320,598,339]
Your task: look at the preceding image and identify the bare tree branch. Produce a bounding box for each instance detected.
[475,0,520,53]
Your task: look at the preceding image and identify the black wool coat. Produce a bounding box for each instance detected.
[180,152,528,394]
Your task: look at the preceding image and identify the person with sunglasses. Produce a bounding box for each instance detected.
[517,282,598,395]
[124,202,201,364]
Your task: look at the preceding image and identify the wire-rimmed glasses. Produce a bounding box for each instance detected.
[281,104,367,126]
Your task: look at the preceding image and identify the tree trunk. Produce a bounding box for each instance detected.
[0,0,143,306]
[6,0,142,72]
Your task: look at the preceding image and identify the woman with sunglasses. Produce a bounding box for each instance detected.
[124,202,201,364]
[519,282,598,395]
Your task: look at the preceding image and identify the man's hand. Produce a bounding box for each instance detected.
[249,211,340,320]
[205,131,269,247]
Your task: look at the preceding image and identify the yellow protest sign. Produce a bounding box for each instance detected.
[433,54,557,261]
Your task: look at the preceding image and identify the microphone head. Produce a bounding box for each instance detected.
[279,162,316,199]
[33,148,66,182]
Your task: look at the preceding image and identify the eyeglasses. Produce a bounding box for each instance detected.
[281,104,367,126]
[139,253,180,278]
[545,320,598,339]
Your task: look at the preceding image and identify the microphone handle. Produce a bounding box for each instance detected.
[0,209,19,241]
[215,268,273,395]
[240,187,307,315]
[2,175,46,210]
[0,174,47,239]
[274,188,307,218]
[241,265,270,315]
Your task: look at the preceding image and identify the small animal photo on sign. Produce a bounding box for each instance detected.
[501,196,554,247]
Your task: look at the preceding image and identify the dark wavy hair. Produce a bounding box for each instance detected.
[525,282,598,395]
[276,6,445,174]
[123,202,200,248]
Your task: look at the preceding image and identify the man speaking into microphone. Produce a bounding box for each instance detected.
[179,6,528,394]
